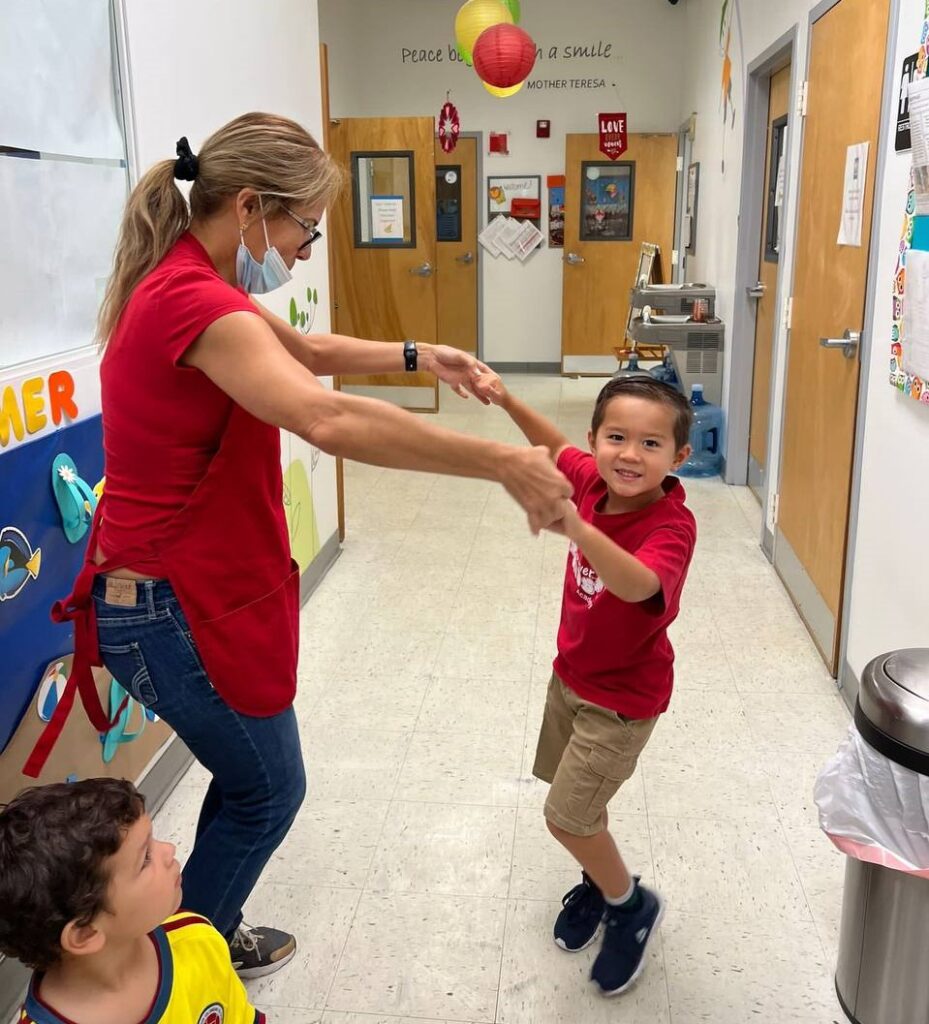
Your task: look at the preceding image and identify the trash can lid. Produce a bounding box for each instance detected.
[857,649,929,771]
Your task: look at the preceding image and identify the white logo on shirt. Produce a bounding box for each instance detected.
[198,1004,225,1024]
[570,542,603,607]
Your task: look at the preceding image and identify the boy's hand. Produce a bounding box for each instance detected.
[421,345,495,403]
[472,368,508,406]
[545,500,583,539]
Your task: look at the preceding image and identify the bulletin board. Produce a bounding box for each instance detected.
[891,2,929,405]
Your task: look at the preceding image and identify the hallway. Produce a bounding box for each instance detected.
[157,373,851,1023]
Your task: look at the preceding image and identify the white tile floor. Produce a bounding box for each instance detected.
[156,375,852,1023]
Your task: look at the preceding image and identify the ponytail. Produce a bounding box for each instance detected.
[97,160,190,345]
[97,113,343,346]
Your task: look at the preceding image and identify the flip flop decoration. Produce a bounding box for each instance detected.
[52,454,98,544]
[36,659,69,723]
[100,678,147,764]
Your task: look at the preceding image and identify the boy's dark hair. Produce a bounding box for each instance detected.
[0,778,145,971]
[591,376,694,450]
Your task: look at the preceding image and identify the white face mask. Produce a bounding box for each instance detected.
[235,197,293,294]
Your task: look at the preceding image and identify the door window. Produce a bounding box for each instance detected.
[351,152,416,247]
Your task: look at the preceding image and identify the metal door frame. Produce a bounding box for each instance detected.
[727,26,799,516]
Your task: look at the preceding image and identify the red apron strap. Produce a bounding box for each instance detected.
[23,540,140,778]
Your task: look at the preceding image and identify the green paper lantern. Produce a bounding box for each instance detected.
[501,0,520,22]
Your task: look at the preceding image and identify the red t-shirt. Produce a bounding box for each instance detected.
[99,233,261,573]
[552,446,697,719]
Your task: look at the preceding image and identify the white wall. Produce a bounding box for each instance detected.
[319,0,688,364]
[122,0,340,559]
[844,0,929,677]
[680,0,929,679]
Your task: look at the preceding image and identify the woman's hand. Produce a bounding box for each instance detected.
[498,446,574,534]
[420,345,494,402]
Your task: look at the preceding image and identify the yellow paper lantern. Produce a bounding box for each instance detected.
[455,0,513,64]
[482,78,525,97]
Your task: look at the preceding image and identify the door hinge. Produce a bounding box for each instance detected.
[771,492,780,527]
[676,156,684,172]
[797,81,808,117]
[783,296,793,332]
[671,249,679,266]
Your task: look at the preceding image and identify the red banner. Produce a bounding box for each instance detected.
[598,112,628,160]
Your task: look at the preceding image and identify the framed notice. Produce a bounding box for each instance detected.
[370,195,405,242]
[487,175,541,220]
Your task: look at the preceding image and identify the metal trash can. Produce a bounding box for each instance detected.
[835,648,929,1024]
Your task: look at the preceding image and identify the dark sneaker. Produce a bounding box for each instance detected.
[590,879,664,996]
[229,922,296,979]
[554,872,606,951]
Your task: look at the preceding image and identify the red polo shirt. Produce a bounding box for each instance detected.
[552,446,697,719]
[99,233,260,574]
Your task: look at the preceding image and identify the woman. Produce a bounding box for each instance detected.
[39,113,570,979]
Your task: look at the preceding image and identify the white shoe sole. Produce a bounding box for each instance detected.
[554,924,602,952]
[234,944,296,981]
[595,896,666,997]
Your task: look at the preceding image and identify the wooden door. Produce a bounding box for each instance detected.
[561,133,677,372]
[748,64,791,499]
[328,116,439,411]
[775,0,890,671]
[436,137,478,354]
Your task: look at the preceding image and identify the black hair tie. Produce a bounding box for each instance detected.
[173,136,199,181]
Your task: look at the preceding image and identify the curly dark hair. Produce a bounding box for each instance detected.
[0,778,145,971]
[591,376,694,451]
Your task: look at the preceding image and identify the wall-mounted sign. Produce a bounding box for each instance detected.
[598,112,628,160]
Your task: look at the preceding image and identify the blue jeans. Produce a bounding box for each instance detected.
[92,576,306,939]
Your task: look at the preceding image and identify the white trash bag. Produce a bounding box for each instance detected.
[814,724,929,877]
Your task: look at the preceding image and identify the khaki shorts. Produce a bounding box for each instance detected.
[533,672,658,836]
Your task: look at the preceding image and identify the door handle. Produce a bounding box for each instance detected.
[455,251,474,264]
[747,281,766,299]
[409,261,434,277]
[819,329,861,359]
[564,252,585,265]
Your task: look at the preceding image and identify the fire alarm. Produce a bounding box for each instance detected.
[536,119,551,138]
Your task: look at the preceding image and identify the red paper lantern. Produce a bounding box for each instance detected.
[472,23,536,89]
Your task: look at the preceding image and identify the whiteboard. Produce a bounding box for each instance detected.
[0,0,130,371]
[0,0,125,159]
[0,158,128,371]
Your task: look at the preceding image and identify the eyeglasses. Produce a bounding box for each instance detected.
[281,205,322,252]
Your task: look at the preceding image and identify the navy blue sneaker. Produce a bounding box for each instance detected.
[554,872,605,951]
[590,879,664,996]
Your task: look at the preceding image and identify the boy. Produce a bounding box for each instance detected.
[0,778,264,1024]
[478,373,696,996]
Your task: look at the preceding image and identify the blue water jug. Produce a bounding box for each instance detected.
[678,384,723,477]
[649,353,681,390]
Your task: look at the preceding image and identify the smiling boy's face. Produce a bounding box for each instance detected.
[588,395,690,508]
[95,814,182,941]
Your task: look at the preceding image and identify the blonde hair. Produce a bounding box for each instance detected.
[97,112,343,344]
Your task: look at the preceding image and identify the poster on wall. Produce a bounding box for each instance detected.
[889,4,929,405]
[548,175,565,248]
[897,52,920,153]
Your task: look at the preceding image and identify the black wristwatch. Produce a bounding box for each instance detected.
[403,340,418,372]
